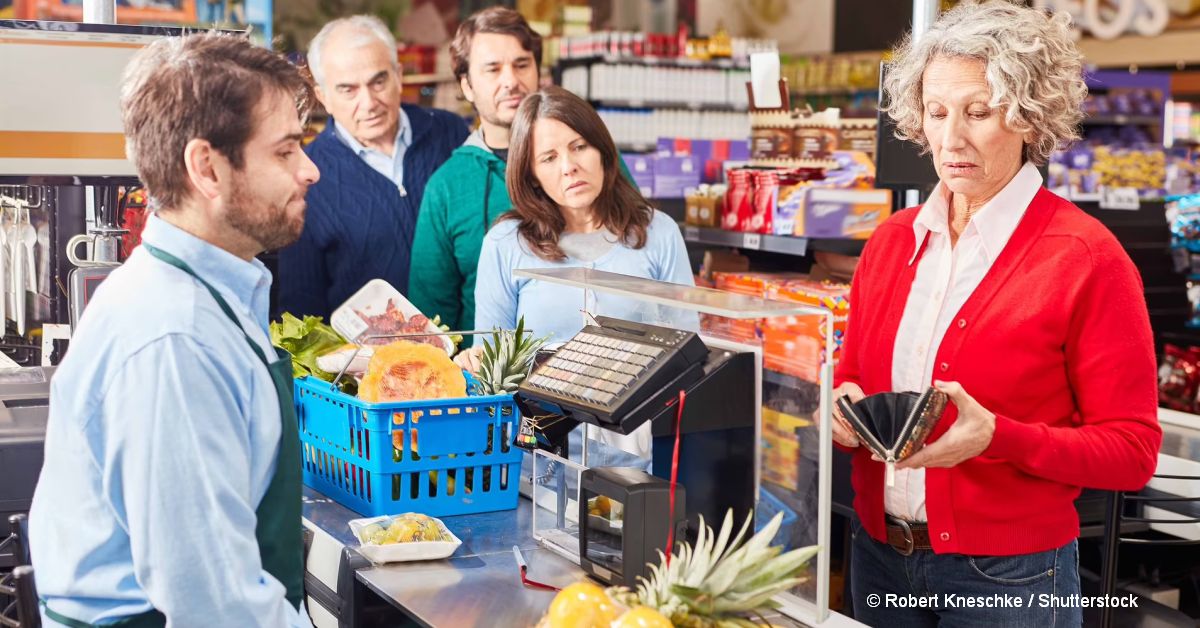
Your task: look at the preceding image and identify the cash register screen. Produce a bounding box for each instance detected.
[582,489,626,578]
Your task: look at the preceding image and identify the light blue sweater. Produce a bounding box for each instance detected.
[474,210,695,342]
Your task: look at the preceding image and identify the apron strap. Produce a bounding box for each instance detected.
[140,243,272,367]
[40,599,165,628]
[141,241,305,610]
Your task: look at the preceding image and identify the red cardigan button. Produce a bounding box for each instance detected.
[940,532,950,541]
[939,362,949,372]
[957,319,967,328]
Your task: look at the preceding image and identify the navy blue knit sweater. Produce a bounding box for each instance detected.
[273,104,469,320]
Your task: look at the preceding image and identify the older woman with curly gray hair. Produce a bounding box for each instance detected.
[830,2,1162,626]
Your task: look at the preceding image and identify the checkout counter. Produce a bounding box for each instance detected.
[299,269,848,627]
[297,270,1200,628]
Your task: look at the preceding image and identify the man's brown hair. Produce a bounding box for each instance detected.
[449,6,542,82]
[120,33,310,210]
[503,86,652,262]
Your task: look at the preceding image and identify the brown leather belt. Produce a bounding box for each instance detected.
[885,517,932,555]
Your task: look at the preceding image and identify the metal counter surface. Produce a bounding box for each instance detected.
[301,486,586,627]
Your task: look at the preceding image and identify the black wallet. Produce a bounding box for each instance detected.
[835,388,949,485]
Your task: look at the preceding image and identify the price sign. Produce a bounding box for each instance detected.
[1099,187,1140,211]
[743,233,762,250]
[684,226,699,241]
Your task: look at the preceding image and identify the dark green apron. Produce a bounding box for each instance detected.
[43,244,304,627]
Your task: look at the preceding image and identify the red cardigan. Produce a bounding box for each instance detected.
[834,187,1162,556]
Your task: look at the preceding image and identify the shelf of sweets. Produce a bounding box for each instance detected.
[791,87,879,97]
[749,157,841,170]
[594,98,748,112]
[1082,114,1164,126]
[555,54,750,71]
[681,224,866,257]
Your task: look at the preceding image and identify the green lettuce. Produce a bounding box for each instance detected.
[269,312,347,383]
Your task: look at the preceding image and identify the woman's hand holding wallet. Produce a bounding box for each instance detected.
[896,380,996,470]
[829,381,865,448]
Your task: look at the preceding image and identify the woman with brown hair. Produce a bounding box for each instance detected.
[473,86,694,343]
[472,86,694,463]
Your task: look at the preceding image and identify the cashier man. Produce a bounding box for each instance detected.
[29,34,317,627]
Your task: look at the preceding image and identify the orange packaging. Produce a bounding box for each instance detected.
[707,272,800,344]
[766,277,850,314]
[762,407,807,490]
[761,277,850,380]
[762,317,830,381]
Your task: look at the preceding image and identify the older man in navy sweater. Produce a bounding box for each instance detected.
[275,15,468,319]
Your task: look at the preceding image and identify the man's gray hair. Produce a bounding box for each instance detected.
[882,0,1087,166]
[308,15,399,89]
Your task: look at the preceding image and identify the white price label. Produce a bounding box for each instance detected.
[684,226,699,240]
[743,233,762,250]
[1099,187,1140,211]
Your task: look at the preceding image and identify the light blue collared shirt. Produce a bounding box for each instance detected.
[29,214,309,627]
[333,107,412,196]
[474,210,697,343]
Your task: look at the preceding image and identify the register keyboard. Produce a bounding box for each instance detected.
[517,317,708,429]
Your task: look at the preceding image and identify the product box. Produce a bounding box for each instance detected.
[751,111,795,160]
[761,276,850,380]
[705,272,792,343]
[658,138,752,183]
[773,181,809,236]
[684,184,725,227]
[771,169,827,236]
[621,153,656,198]
[747,170,779,234]
[802,188,892,239]
[723,169,754,231]
[839,119,878,157]
[762,406,806,490]
[762,317,828,381]
[766,276,851,314]
[651,155,703,199]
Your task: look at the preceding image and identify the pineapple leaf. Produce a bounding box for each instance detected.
[736,545,819,593]
[717,510,756,565]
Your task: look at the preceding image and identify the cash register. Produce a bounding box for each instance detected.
[516,316,756,586]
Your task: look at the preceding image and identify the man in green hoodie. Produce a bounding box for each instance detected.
[408,7,542,345]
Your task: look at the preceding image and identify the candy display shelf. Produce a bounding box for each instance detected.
[680,224,866,257]
[556,54,750,70]
[594,98,748,112]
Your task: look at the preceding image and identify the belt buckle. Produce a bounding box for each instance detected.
[892,518,915,556]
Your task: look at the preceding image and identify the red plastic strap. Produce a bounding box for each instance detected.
[520,566,561,592]
[665,388,686,568]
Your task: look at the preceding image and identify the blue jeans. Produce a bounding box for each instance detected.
[851,519,1082,628]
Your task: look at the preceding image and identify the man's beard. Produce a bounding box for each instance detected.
[225,174,305,252]
[482,91,525,128]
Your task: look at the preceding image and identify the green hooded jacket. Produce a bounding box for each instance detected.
[409,131,506,347]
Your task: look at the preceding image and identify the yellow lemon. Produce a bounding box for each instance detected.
[546,581,622,628]
[612,606,673,628]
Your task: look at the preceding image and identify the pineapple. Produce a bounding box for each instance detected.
[477,316,548,395]
[606,510,819,628]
